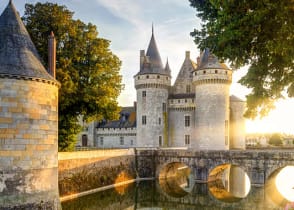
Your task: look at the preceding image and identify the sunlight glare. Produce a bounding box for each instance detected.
[275,166,294,202]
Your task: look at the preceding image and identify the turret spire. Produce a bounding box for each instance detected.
[146,24,163,70]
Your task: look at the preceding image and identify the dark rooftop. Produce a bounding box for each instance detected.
[197,48,229,70]
[0,1,55,81]
[137,27,170,76]
[97,106,136,129]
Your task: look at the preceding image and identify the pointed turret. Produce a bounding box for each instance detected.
[137,26,170,75]
[164,58,171,73]
[0,1,55,81]
[197,48,229,70]
[146,26,163,70]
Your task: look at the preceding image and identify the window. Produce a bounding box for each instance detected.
[142,91,146,97]
[131,140,133,145]
[159,136,162,146]
[186,85,191,93]
[157,75,160,79]
[162,103,166,112]
[158,117,161,125]
[185,116,190,127]
[185,135,190,145]
[120,136,124,145]
[225,120,228,145]
[142,115,147,125]
[203,70,206,74]
[100,137,103,146]
[215,70,218,73]
[146,75,149,79]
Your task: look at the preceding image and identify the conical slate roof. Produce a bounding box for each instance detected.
[164,58,171,73]
[138,27,170,76]
[0,1,55,81]
[146,30,163,70]
[197,48,229,70]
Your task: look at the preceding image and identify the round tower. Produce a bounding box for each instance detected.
[230,95,246,149]
[134,28,171,147]
[0,2,60,209]
[192,49,232,150]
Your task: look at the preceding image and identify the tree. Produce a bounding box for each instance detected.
[22,3,123,151]
[268,133,283,146]
[189,0,294,118]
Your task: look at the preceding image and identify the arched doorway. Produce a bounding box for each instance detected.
[82,134,88,146]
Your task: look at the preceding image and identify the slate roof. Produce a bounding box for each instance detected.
[169,93,195,99]
[97,106,136,128]
[197,48,229,70]
[137,27,170,76]
[0,1,55,81]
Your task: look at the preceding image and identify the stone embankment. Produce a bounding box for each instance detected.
[58,149,136,201]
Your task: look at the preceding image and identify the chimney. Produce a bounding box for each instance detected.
[140,50,145,70]
[185,51,190,59]
[48,31,56,78]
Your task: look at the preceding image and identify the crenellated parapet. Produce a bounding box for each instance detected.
[134,73,171,90]
[193,68,232,85]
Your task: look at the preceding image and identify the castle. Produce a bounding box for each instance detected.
[78,28,246,150]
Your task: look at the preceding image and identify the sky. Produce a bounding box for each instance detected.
[1,0,293,134]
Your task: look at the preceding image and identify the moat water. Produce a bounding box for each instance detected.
[62,165,294,209]
[61,180,292,210]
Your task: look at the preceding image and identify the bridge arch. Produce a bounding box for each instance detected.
[157,161,195,197]
[265,165,294,206]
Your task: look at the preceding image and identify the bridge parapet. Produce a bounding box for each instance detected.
[136,149,294,185]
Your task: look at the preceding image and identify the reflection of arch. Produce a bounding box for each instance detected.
[208,164,250,203]
[265,165,294,207]
[157,162,194,198]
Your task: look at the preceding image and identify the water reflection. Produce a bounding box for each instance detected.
[266,165,294,208]
[275,166,294,202]
[158,162,193,197]
[62,180,284,210]
[208,164,251,202]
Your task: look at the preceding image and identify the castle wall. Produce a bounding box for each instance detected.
[0,78,59,209]
[168,99,195,147]
[230,100,246,149]
[96,128,136,148]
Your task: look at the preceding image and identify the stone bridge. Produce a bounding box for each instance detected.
[135,149,294,185]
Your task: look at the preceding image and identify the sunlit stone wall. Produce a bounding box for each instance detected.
[58,149,136,197]
[0,78,59,209]
[230,99,246,149]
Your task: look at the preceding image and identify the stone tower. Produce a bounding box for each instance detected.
[0,1,60,209]
[192,49,232,150]
[134,27,171,147]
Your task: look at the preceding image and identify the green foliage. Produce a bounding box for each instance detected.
[268,133,283,146]
[189,0,294,118]
[22,3,122,151]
